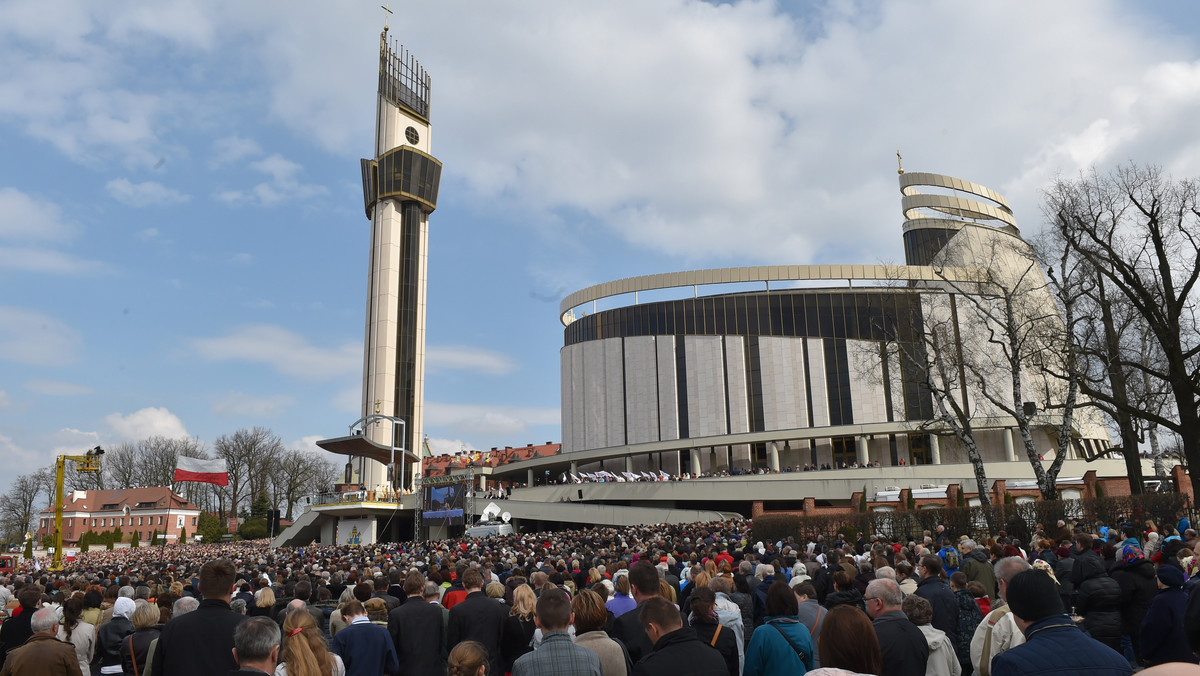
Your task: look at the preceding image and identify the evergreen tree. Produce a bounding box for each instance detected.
[179,527,187,543]
[130,530,139,548]
[150,529,159,546]
[250,491,271,520]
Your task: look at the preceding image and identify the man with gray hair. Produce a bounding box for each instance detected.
[231,616,281,674]
[969,556,1031,676]
[864,578,928,676]
[172,595,200,617]
[960,539,997,601]
[0,607,82,675]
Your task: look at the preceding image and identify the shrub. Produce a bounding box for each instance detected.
[239,517,268,540]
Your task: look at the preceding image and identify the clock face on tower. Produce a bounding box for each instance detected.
[405,126,420,145]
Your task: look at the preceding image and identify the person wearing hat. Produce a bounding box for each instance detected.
[1109,541,1157,667]
[989,569,1132,676]
[1138,564,1198,667]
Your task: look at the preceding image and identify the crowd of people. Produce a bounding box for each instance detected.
[1,515,1199,676]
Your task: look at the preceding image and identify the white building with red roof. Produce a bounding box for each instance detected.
[37,487,201,545]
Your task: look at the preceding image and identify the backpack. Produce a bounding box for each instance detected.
[941,547,961,571]
[954,589,983,662]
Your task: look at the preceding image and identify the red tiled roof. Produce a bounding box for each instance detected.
[422,442,562,477]
[39,486,198,514]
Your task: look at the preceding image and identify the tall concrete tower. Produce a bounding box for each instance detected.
[354,24,442,491]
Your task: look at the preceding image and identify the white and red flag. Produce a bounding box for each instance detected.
[174,456,229,486]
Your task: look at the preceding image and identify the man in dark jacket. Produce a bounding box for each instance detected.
[632,596,728,676]
[151,557,246,676]
[388,571,445,676]
[609,562,661,663]
[865,578,928,676]
[914,556,958,647]
[0,587,41,669]
[446,568,508,676]
[959,540,997,601]
[1109,542,1156,664]
[1139,564,1198,667]
[751,563,777,627]
[991,569,1131,676]
[1073,539,1121,654]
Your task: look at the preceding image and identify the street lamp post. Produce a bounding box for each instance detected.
[52,446,103,570]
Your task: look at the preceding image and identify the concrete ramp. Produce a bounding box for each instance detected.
[471,499,738,527]
[271,509,330,548]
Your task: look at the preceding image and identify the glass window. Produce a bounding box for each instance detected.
[831,437,857,467]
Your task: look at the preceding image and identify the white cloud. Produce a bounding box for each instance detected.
[0,431,40,466]
[210,135,262,167]
[0,391,9,408]
[0,306,81,365]
[426,346,516,376]
[212,391,293,417]
[0,187,74,241]
[426,438,478,457]
[0,247,112,275]
[105,178,189,207]
[229,252,253,264]
[104,406,188,440]
[0,188,109,274]
[25,379,92,396]
[190,324,360,380]
[290,435,325,454]
[137,227,159,239]
[424,402,560,439]
[216,153,328,206]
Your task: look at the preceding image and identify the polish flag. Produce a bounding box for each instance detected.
[174,456,229,486]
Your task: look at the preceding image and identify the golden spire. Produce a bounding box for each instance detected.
[897,150,904,175]
[381,3,392,32]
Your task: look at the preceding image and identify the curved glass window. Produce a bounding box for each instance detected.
[903,227,955,266]
[361,146,442,216]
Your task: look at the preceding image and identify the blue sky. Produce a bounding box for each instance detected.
[4,1,1200,491]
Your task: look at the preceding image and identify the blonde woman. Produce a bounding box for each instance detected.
[502,584,536,671]
[249,586,277,617]
[277,607,345,676]
[327,588,357,638]
[119,599,162,676]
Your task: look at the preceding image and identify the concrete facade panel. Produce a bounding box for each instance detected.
[624,337,660,444]
[685,336,727,438]
[657,336,679,441]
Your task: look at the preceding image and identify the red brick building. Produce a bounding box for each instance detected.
[37,487,201,545]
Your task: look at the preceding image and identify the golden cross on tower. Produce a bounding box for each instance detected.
[381,3,392,31]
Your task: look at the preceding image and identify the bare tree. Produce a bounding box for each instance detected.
[1046,164,1200,496]
[270,449,324,520]
[928,234,1087,500]
[137,436,207,493]
[876,285,994,508]
[0,474,41,542]
[103,442,140,489]
[213,427,284,519]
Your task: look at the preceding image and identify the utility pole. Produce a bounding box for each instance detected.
[52,447,104,570]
